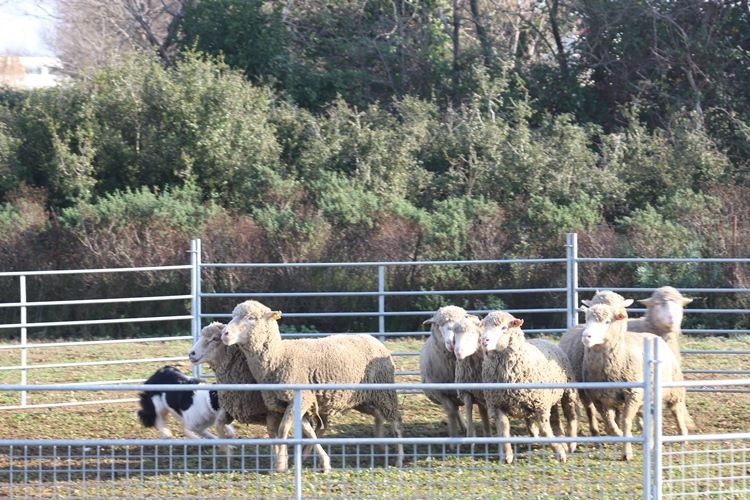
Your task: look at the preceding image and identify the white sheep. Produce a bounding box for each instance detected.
[580,303,690,461]
[559,290,634,436]
[221,300,404,473]
[188,322,327,452]
[480,311,578,464]
[451,314,491,441]
[627,286,693,362]
[419,305,469,442]
[136,365,235,443]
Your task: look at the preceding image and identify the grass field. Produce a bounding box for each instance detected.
[1,335,749,498]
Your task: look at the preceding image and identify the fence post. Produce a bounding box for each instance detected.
[293,389,303,500]
[378,265,385,342]
[642,338,653,499]
[651,338,664,500]
[565,233,579,328]
[190,239,202,378]
[19,275,27,407]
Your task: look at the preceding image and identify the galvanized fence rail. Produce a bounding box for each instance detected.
[1,233,750,498]
[0,338,666,499]
[1,233,750,409]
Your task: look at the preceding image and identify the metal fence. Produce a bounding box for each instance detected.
[1,233,750,498]
[1,362,749,498]
[1,233,749,408]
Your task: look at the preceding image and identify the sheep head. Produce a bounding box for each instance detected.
[221,300,282,346]
[581,290,634,316]
[452,314,482,361]
[479,311,524,352]
[638,286,692,331]
[423,305,469,353]
[580,303,627,349]
[188,322,225,365]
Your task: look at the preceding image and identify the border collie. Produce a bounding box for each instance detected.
[136,365,235,441]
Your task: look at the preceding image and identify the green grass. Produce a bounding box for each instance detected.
[1,336,749,498]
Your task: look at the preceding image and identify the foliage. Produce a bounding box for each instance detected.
[2,1,750,339]
[179,0,289,84]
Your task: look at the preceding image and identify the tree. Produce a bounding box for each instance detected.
[47,0,193,73]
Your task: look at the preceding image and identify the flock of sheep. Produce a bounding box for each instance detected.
[150,286,695,472]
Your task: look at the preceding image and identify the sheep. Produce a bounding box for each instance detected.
[559,290,634,436]
[627,286,693,362]
[480,311,578,464]
[136,365,235,443]
[580,303,690,461]
[221,300,404,473]
[451,314,492,442]
[419,305,470,443]
[189,322,329,444]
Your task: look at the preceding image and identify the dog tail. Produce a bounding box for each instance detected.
[137,392,157,428]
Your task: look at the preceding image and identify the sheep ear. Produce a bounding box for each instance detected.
[682,297,693,306]
[622,299,634,307]
[266,311,282,321]
[423,317,434,326]
[510,318,524,328]
[638,297,653,306]
[579,305,589,313]
[581,299,593,307]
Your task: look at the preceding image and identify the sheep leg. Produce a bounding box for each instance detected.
[620,397,641,461]
[525,417,539,438]
[461,393,479,454]
[493,408,513,464]
[595,400,622,436]
[462,393,475,439]
[536,411,567,463]
[373,412,386,455]
[299,418,331,473]
[561,389,579,453]
[580,391,601,437]
[376,392,405,468]
[390,416,405,468]
[266,412,314,460]
[274,406,296,473]
[669,400,690,436]
[478,403,491,438]
[550,404,564,436]
[439,398,465,450]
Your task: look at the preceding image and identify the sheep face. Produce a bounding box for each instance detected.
[580,304,626,349]
[221,300,282,346]
[638,287,692,331]
[188,323,225,365]
[581,290,634,313]
[479,312,523,352]
[423,305,469,352]
[452,315,482,361]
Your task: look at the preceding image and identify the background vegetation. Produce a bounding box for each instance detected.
[1,0,750,338]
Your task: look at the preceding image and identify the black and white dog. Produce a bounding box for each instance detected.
[137,365,235,441]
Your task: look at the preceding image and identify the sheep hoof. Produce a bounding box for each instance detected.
[503,454,514,464]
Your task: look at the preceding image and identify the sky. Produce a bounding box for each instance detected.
[0,0,56,56]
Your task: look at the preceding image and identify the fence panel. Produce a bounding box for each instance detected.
[0,380,652,499]
[1,233,750,498]
[0,265,193,409]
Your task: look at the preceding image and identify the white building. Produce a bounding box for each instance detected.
[0,55,64,89]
